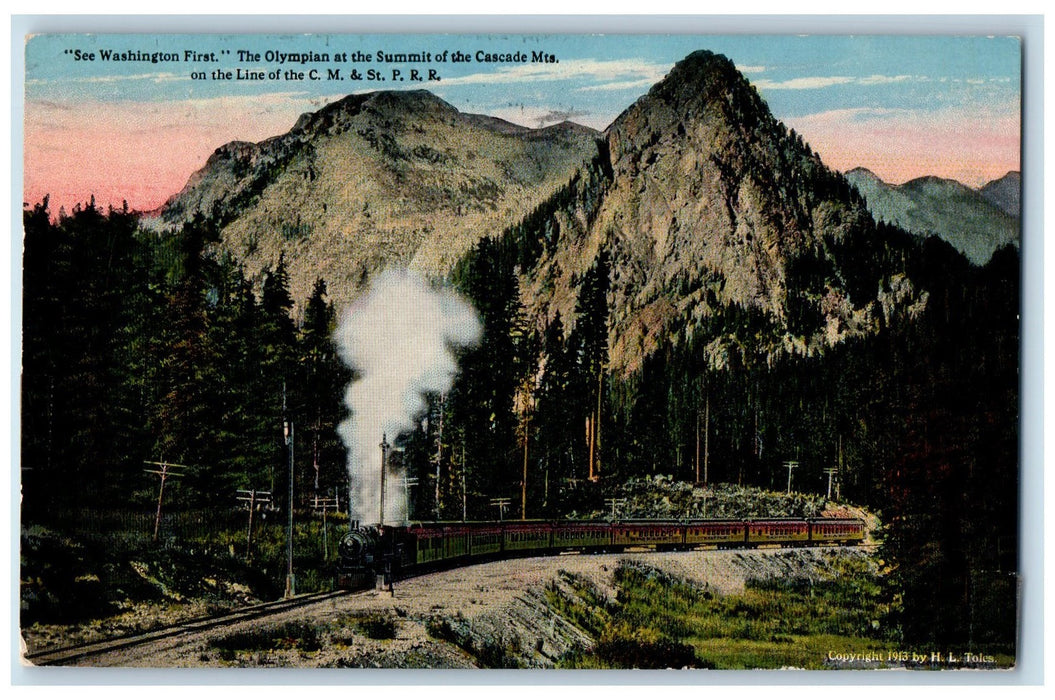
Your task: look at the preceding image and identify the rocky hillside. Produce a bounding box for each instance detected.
[572,476,836,520]
[32,547,876,668]
[512,50,922,372]
[152,90,600,311]
[844,167,1020,265]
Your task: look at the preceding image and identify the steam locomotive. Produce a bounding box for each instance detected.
[336,517,866,589]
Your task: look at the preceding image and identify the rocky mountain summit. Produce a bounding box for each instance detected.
[513,50,922,372]
[154,89,601,310]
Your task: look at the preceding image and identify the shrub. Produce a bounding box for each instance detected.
[595,637,706,669]
[209,621,322,655]
[357,613,398,640]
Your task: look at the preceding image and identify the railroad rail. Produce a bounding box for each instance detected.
[23,589,351,666]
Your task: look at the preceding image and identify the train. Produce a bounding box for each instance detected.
[336,517,866,589]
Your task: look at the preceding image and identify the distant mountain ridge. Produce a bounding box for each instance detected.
[844,167,1019,265]
[979,171,1021,217]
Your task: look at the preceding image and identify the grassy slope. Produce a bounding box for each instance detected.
[552,558,1013,670]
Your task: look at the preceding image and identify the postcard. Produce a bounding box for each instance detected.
[17,25,1027,674]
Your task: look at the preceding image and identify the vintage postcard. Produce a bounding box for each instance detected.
[17,25,1028,675]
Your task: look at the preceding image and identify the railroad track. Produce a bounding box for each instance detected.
[24,543,878,666]
[23,589,352,666]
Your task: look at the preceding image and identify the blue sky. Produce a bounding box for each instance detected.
[25,33,1021,123]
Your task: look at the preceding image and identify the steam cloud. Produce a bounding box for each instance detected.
[334,268,481,525]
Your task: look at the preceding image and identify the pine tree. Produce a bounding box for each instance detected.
[151,215,224,502]
[298,278,350,503]
[450,237,527,517]
[569,250,611,483]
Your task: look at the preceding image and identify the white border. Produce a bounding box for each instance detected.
[6,10,1048,693]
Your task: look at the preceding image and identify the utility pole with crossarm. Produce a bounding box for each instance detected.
[144,460,185,542]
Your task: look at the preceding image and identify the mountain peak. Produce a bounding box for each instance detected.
[902,174,971,191]
[846,166,881,181]
[291,89,458,135]
[639,50,760,119]
[604,50,768,140]
[655,50,744,94]
[528,49,885,371]
[156,88,601,315]
[979,170,1021,217]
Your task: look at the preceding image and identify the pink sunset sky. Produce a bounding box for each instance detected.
[22,95,1021,217]
[22,95,323,215]
[784,106,1021,189]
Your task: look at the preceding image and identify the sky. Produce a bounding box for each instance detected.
[21,32,1022,215]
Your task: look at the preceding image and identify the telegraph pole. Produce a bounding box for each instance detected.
[595,368,602,481]
[379,434,390,526]
[586,416,594,483]
[783,460,799,495]
[490,497,511,521]
[824,468,838,500]
[605,497,627,521]
[521,386,532,520]
[696,394,710,485]
[312,493,338,559]
[704,395,710,484]
[434,394,445,520]
[837,435,844,501]
[312,414,321,501]
[402,476,418,524]
[589,368,603,482]
[695,412,700,484]
[144,460,185,542]
[237,489,271,561]
[283,383,295,599]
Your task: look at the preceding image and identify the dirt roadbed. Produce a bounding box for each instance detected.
[24,546,873,669]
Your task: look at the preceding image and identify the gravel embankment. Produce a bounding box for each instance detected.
[27,546,873,669]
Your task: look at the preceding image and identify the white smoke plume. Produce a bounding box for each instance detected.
[334,268,481,525]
